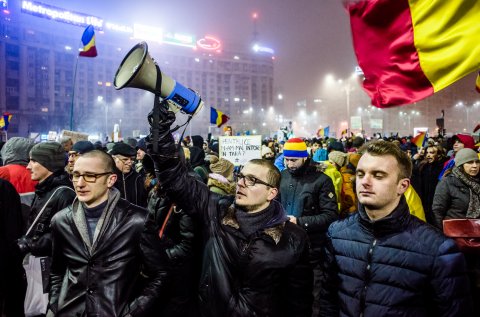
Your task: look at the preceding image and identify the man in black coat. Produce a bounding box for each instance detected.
[279,137,338,316]
[0,178,25,317]
[48,150,165,316]
[149,106,313,317]
[110,142,148,207]
[411,144,447,224]
[321,140,472,317]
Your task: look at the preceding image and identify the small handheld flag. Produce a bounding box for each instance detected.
[210,107,229,128]
[0,112,12,131]
[79,25,97,57]
[411,131,426,148]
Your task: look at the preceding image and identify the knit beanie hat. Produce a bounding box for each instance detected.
[455,148,479,167]
[328,151,348,167]
[210,158,234,181]
[261,145,274,157]
[283,138,308,158]
[30,142,66,172]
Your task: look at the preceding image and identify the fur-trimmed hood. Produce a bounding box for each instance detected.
[221,200,287,244]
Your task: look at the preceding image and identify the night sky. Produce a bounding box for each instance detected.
[55,0,357,114]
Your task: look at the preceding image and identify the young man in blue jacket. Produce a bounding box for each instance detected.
[321,140,473,317]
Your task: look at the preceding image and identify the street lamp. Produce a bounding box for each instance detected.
[97,96,108,140]
[324,73,358,131]
[455,101,480,130]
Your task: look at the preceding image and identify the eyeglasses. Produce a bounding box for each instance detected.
[114,156,135,164]
[234,172,274,188]
[71,172,112,183]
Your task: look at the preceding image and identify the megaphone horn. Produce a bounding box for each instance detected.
[114,42,203,116]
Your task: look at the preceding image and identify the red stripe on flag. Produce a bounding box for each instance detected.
[347,0,433,108]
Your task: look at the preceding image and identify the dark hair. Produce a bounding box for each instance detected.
[358,140,412,180]
[79,150,115,173]
[248,158,281,188]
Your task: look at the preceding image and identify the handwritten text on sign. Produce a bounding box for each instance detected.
[219,135,262,166]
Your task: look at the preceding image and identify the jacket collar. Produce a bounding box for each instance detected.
[221,202,286,244]
[358,195,411,236]
[72,187,121,253]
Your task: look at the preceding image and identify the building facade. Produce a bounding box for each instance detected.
[0,0,274,140]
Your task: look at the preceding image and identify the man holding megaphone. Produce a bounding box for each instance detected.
[145,101,313,316]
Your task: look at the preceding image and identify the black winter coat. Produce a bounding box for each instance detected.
[279,164,338,256]
[114,169,148,207]
[432,173,477,229]
[23,171,75,256]
[155,157,313,317]
[140,190,200,317]
[411,159,445,223]
[49,189,165,317]
[321,197,473,317]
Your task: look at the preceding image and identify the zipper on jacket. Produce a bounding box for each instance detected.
[360,238,376,316]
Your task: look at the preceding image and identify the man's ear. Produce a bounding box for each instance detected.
[267,187,279,201]
[397,178,410,195]
[107,173,118,188]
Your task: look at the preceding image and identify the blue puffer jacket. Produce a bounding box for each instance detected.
[321,196,473,317]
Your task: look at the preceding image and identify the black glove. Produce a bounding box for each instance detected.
[16,236,32,255]
[146,99,177,160]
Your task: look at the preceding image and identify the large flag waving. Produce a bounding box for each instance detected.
[79,25,97,57]
[346,0,480,108]
[210,107,229,128]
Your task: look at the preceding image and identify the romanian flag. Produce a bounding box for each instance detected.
[346,0,480,108]
[210,107,229,128]
[79,25,97,57]
[411,131,426,148]
[0,112,12,130]
[317,126,330,137]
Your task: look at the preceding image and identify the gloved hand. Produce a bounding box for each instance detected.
[16,236,32,255]
[146,99,177,157]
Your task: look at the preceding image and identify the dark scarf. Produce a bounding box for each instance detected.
[452,166,480,218]
[236,203,277,237]
[84,200,108,242]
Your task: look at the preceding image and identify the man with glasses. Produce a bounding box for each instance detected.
[109,142,147,207]
[47,150,165,316]
[148,107,313,317]
[66,140,95,175]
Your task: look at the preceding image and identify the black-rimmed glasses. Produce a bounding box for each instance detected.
[71,172,112,183]
[234,172,274,188]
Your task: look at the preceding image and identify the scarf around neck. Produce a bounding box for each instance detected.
[452,166,480,218]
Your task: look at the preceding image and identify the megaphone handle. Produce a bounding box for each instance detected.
[151,65,164,153]
[151,96,160,153]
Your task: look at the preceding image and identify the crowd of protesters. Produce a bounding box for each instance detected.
[0,125,479,316]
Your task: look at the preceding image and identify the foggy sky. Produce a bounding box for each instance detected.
[57,0,357,114]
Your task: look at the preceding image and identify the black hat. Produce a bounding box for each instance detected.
[109,142,136,157]
[72,140,95,154]
[30,142,66,172]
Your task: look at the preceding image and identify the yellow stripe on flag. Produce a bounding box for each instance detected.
[410,0,480,92]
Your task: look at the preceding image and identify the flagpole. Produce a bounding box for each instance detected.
[69,54,80,131]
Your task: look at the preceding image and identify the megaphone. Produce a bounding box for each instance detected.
[114,42,203,116]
